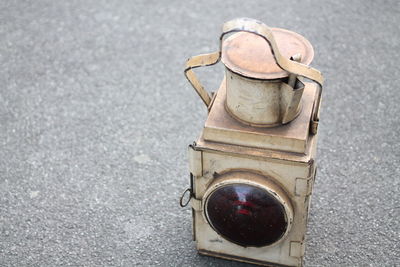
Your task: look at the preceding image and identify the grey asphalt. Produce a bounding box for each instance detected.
[0,0,399,266]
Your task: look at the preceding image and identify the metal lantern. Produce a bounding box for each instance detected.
[181,18,324,267]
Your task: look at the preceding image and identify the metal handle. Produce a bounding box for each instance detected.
[184,52,220,107]
[185,18,323,129]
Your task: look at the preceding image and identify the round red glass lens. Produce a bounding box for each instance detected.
[206,184,288,247]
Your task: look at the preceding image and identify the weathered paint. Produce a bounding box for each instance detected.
[183,18,324,267]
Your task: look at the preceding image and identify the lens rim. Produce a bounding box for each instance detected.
[202,170,293,248]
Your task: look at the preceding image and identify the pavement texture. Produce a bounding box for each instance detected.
[0,0,399,266]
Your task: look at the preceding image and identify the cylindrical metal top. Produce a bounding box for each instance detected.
[221,28,314,80]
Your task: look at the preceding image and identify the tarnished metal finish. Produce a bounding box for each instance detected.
[221,30,313,80]
[288,54,302,88]
[225,71,306,126]
[182,18,324,267]
[281,81,304,124]
[195,136,316,165]
[190,140,317,267]
[204,80,319,153]
[225,71,288,126]
[185,18,323,129]
[221,18,323,86]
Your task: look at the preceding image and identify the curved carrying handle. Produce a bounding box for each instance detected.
[184,52,220,107]
[184,18,324,132]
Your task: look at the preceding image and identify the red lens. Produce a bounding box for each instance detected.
[206,183,288,247]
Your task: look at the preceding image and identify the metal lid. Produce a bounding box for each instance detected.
[221,28,314,80]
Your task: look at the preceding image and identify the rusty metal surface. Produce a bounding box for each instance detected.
[222,29,314,80]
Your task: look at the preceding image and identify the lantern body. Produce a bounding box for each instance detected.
[183,18,323,267]
[187,81,318,267]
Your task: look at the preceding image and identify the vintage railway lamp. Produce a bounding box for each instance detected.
[180,18,324,267]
